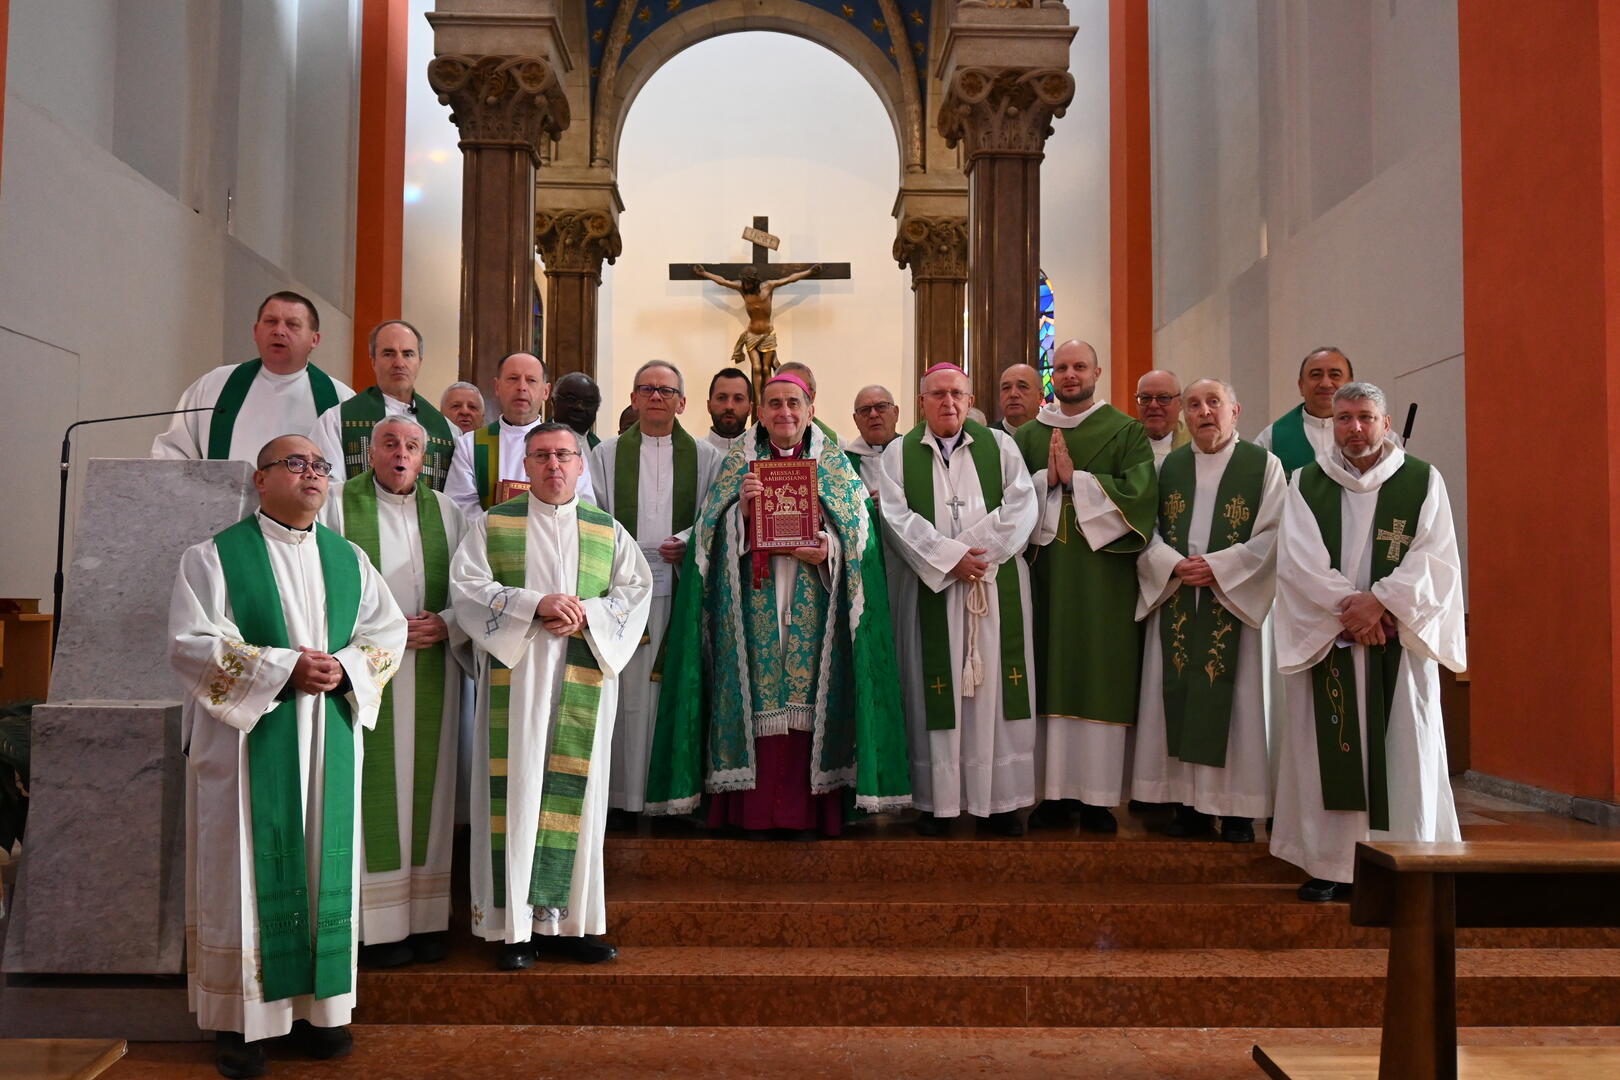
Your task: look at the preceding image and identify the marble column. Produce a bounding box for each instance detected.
[429,54,569,391]
[939,65,1075,409]
[893,214,968,386]
[534,207,622,382]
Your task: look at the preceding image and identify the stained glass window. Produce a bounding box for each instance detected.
[1037,269,1056,400]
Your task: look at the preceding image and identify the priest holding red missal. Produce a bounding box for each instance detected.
[645,372,911,837]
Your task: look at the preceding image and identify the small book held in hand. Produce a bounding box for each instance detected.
[749,460,819,551]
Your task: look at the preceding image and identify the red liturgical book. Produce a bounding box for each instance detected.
[494,479,532,504]
[750,459,820,551]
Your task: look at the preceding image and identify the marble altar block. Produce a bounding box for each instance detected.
[3,459,255,981]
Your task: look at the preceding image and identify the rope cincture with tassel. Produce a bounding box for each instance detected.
[959,573,991,698]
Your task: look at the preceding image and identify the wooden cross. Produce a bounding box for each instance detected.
[668,216,852,283]
[1377,518,1414,561]
[930,676,948,695]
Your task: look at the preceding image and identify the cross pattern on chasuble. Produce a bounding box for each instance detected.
[666,216,852,283]
[1378,518,1414,561]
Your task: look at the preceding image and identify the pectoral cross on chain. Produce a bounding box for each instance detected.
[1377,518,1414,561]
[945,495,967,530]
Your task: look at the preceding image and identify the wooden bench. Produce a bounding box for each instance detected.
[1254,839,1620,1079]
[0,1039,125,1080]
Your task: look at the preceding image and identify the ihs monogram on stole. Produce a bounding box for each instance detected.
[1222,495,1251,545]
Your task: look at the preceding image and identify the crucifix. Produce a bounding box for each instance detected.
[671,216,852,399]
[945,494,968,530]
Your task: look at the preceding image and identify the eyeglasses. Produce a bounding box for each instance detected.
[1135,393,1181,407]
[526,449,581,463]
[923,390,969,403]
[635,384,681,400]
[854,402,896,417]
[261,455,333,477]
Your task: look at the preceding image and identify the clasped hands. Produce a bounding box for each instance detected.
[1338,591,1397,646]
[292,646,344,695]
[537,594,588,637]
[1047,429,1075,488]
[405,611,449,649]
[740,473,829,565]
[1173,556,1216,588]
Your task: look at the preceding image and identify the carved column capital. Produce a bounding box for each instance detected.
[894,215,969,281]
[534,208,622,275]
[938,66,1075,161]
[428,54,570,160]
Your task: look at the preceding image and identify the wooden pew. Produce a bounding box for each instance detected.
[1254,840,1620,1080]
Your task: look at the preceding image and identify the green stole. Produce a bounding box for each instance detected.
[901,421,1032,730]
[208,359,340,460]
[336,387,458,490]
[213,515,361,1002]
[341,472,451,872]
[1268,405,1316,477]
[586,431,601,449]
[484,495,617,910]
[1155,440,1268,766]
[1297,454,1431,831]
[611,420,699,538]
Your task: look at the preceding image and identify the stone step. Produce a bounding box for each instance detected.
[601,879,1620,950]
[354,946,1620,1028]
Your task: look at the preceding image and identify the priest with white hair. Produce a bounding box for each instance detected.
[1132,379,1284,842]
[1270,381,1466,901]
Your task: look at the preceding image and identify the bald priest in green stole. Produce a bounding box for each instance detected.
[154,291,354,465]
[645,371,911,835]
[1014,340,1158,834]
[309,320,458,491]
[169,434,405,1076]
[450,423,652,970]
[319,416,470,970]
[1131,380,1286,844]
[1270,382,1465,903]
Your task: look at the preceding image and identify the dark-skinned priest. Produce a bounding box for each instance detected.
[319,416,469,968]
[1015,339,1158,834]
[876,363,1038,837]
[646,370,910,836]
[168,434,406,1078]
[1131,380,1284,843]
[588,361,723,821]
[1270,382,1465,902]
[450,423,653,969]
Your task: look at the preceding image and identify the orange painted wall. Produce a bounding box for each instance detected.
[351,0,409,389]
[1460,0,1620,802]
[1108,0,1152,413]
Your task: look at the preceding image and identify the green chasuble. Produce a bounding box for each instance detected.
[208,358,340,460]
[341,471,453,871]
[212,516,362,1002]
[1297,454,1431,831]
[1155,440,1268,765]
[334,386,458,490]
[1014,405,1158,726]
[1267,405,1316,477]
[645,424,911,815]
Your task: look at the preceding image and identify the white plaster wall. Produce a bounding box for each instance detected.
[0,1,362,606]
[604,32,912,434]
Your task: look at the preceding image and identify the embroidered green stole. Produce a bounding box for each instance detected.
[208,359,340,460]
[213,516,361,1002]
[1297,454,1431,831]
[484,495,617,910]
[1268,405,1316,477]
[342,472,451,872]
[611,420,699,538]
[901,421,1032,730]
[336,386,457,490]
[1155,440,1267,766]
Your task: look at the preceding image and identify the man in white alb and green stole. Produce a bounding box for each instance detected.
[1270,382,1465,902]
[309,320,458,490]
[588,362,722,817]
[1132,380,1285,843]
[877,364,1038,836]
[1014,340,1158,834]
[450,423,652,969]
[153,291,354,464]
[646,372,912,835]
[169,435,404,1076]
[319,417,469,969]
[1255,347,1355,478]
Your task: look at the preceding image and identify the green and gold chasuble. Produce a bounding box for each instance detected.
[340,471,453,872]
[1014,406,1158,726]
[213,516,362,1002]
[1154,441,1268,766]
[483,495,617,910]
[1267,405,1316,477]
[1297,454,1431,831]
[645,424,911,815]
[208,358,340,460]
[901,421,1032,730]
[335,386,457,490]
